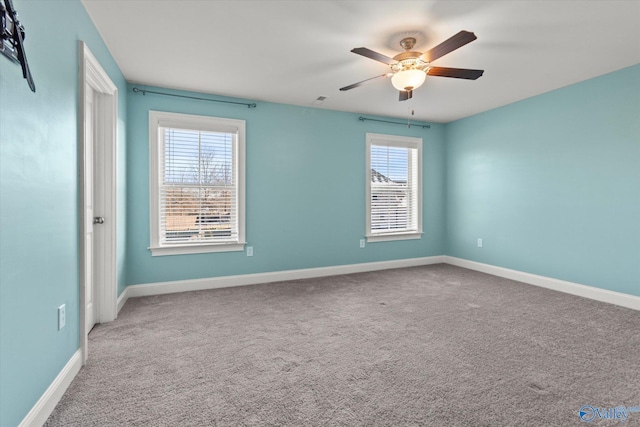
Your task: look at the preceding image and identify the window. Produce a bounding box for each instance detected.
[366,133,422,242]
[149,111,245,256]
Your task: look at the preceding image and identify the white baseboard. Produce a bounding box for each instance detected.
[127,256,445,298]
[124,254,638,311]
[19,349,82,427]
[117,287,129,314]
[445,256,640,311]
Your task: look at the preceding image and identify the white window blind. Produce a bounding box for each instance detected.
[160,128,237,244]
[149,111,245,256]
[366,133,422,242]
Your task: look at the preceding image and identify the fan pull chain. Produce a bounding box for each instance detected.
[407,107,415,128]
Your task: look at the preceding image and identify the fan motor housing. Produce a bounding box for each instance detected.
[393,51,423,62]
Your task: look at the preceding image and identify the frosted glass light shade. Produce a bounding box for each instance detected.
[391,69,426,91]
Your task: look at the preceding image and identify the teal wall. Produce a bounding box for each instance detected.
[126,85,446,285]
[446,64,640,296]
[0,1,127,425]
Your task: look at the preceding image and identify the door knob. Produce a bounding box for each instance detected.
[93,217,105,224]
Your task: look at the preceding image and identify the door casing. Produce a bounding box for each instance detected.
[79,41,118,364]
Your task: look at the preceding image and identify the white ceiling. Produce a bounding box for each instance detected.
[81,1,640,123]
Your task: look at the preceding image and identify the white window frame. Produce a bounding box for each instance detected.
[366,133,423,243]
[149,110,246,256]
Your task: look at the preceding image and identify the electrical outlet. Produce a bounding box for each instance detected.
[477,238,483,248]
[360,239,365,248]
[58,304,66,330]
[247,246,253,257]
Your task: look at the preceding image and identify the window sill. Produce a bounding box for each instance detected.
[366,232,423,243]
[149,242,246,256]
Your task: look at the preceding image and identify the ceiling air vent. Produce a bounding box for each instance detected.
[311,96,328,105]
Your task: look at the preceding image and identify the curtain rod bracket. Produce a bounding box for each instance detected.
[132,87,256,108]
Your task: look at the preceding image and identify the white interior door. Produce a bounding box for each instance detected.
[84,84,98,333]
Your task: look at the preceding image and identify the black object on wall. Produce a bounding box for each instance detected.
[1,0,35,92]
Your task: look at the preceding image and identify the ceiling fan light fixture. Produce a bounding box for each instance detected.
[341,30,483,100]
[391,69,426,91]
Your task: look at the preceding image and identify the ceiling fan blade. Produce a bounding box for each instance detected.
[351,47,396,65]
[399,90,412,102]
[427,67,484,80]
[340,73,392,91]
[420,31,477,63]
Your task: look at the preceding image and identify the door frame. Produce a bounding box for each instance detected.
[79,41,118,364]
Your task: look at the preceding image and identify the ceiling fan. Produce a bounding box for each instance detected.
[340,30,483,101]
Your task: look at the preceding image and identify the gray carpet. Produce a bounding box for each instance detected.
[45,264,640,426]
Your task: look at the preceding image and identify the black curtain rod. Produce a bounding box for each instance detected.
[132,87,257,108]
[359,116,431,129]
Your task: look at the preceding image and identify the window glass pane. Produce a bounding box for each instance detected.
[200,132,233,186]
[164,129,200,185]
[162,186,199,242]
[371,145,408,184]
